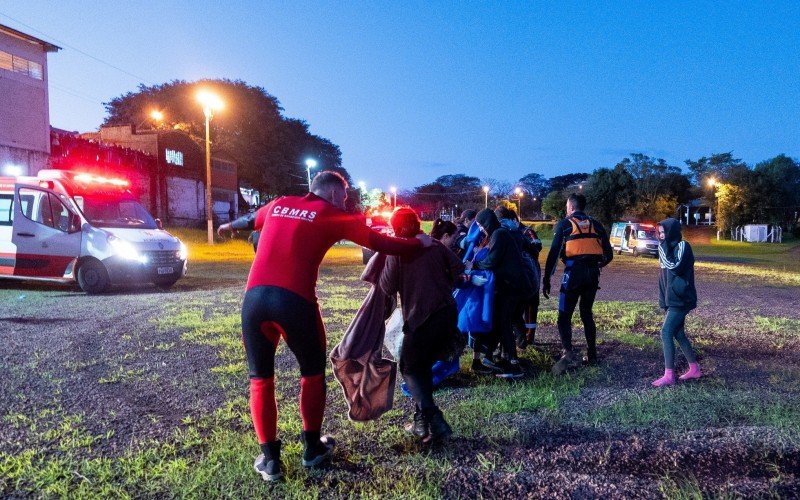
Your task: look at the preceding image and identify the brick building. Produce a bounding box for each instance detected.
[0,24,59,177]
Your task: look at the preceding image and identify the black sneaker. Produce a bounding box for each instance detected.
[471,358,493,375]
[423,408,452,443]
[515,332,529,350]
[301,432,335,468]
[496,359,524,379]
[404,405,428,438]
[481,355,504,373]
[582,354,598,366]
[254,441,283,482]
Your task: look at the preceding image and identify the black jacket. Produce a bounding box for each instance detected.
[474,209,535,295]
[658,218,697,311]
[544,211,613,283]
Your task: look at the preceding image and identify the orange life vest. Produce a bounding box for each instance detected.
[564,217,604,258]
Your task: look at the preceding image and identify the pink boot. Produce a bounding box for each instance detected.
[652,369,676,387]
[679,363,702,381]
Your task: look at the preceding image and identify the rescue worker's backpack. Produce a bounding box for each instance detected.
[563,217,604,258]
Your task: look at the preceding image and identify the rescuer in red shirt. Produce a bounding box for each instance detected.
[235,171,429,482]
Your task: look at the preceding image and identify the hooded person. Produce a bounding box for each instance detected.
[454,209,478,257]
[471,208,535,378]
[652,218,702,387]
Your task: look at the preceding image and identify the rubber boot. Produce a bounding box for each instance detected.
[404,404,428,438]
[423,407,452,443]
[301,431,335,467]
[254,440,283,482]
[652,369,676,387]
[679,363,702,381]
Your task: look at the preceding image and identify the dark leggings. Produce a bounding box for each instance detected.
[400,306,456,410]
[661,307,697,369]
[475,291,522,359]
[557,276,598,358]
[241,286,327,444]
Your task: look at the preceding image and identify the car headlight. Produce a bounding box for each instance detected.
[178,242,188,261]
[108,235,147,263]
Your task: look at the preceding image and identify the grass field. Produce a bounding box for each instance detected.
[1,228,799,497]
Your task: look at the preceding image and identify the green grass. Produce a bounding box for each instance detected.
[589,380,800,434]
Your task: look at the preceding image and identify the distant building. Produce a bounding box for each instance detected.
[0,23,60,176]
[55,125,240,224]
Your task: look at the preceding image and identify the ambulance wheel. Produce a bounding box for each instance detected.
[77,259,110,294]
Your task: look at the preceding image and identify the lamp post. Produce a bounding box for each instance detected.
[514,187,524,216]
[390,186,397,208]
[482,185,489,208]
[305,159,318,190]
[708,177,718,226]
[197,90,224,245]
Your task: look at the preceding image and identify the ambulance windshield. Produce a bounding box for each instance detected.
[73,194,157,229]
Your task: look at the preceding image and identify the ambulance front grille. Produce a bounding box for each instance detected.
[144,250,182,266]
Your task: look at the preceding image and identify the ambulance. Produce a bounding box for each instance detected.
[0,170,187,293]
[609,222,659,257]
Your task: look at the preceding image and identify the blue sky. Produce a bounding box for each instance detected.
[1,1,798,190]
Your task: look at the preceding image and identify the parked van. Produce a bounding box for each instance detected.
[609,222,659,257]
[0,170,187,293]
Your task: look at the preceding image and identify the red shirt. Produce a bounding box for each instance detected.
[246,193,421,302]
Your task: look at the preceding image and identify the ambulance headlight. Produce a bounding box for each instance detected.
[178,242,188,261]
[108,235,147,264]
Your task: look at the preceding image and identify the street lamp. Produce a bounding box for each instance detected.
[482,185,489,208]
[708,177,718,225]
[390,186,397,208]
[305,159,318,189]
[197,90,224,245]
[150,110,164,123]
[514,187,524,216]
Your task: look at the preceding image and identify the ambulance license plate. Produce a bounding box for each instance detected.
[157,266,174,275]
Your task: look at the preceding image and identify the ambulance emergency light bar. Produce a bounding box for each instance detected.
[72,173,129,188]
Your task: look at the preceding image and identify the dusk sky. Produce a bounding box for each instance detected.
[2,1,798,190]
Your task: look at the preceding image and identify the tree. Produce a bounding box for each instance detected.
[517,173,549,199]
[584,165,636,227]
[751,154,800,227]
[548,173,589,194]
[407,174,484,215]
[616,153,691,220]
[103,79,347,198]
[684,152,747,185]
[541,191,567,220]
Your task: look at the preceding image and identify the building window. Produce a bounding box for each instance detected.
[0,49,44,80]
[212,159,235,173]
[165,149,184,166]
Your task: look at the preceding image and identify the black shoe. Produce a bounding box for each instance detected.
[496,359,524,379]
[423,408,452,443]
[301,431,335,468]
[583,353,598,366]
[404,405,429,438]
[481,355,504,373]
[254,441,283,482]
[515,332,529,350]
[471,358,493,375]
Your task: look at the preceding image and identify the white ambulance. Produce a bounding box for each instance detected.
[0,170,187,293]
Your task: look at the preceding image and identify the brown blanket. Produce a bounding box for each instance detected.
[330,253,397,421]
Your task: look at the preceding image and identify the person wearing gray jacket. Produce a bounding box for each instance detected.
[652,218,702,387]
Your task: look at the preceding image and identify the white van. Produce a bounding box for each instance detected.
[0,170,187,293]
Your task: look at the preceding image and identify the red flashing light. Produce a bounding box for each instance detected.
[73,173,129,188]
[39,181,54,189]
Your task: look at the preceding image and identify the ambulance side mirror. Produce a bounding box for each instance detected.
[68,213,82,234]
[155,218,164,230]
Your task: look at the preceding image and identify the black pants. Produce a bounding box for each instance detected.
[475,290,522,360]
[557,266,599,358]
[400,306,457,410]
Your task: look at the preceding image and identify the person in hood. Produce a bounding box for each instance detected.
[652,218,702,387]
[454,209,478,258]
[495,206,542,348]
[470,208,535,378]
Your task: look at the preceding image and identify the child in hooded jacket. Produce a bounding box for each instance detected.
[652,218,703,387]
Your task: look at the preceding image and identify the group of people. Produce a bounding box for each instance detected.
[220,170,703,483]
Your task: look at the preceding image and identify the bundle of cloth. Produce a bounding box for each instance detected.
[330,254,397,421]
